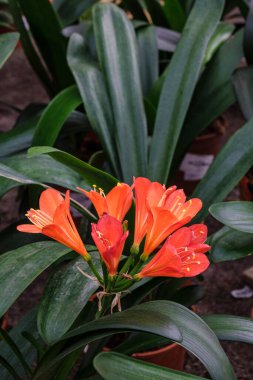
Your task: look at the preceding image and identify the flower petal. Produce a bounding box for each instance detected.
[106,183,132,221]
[78,187,107,218]
[42,224,87,256]
[189,224,208,244]
[168,227,192,248]
[17,224,41,233]
[39,188,64,217]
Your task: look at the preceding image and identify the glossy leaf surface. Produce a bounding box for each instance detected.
[0,242,71,318]
[32,85,83,146]
[38,255,100,344]
[148,0,224,183]
[93,3,148,182]
[210,201,253,233]
[208,226,253,262]
[203,314,253,344]
[28,147,118,192]
[94,352,206,380]
[193,117,253,221]
[0,32,19,69]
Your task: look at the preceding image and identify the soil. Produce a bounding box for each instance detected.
[1,48,253,379]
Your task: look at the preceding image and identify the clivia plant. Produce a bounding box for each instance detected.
[1,1,253,379]
[0,178,253,379]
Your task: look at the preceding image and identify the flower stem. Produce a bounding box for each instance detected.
[86,258,104,285]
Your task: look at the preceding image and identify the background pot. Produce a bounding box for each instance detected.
[132,342,186,371]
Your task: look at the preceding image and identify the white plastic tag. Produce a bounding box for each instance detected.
[179,153,214,181]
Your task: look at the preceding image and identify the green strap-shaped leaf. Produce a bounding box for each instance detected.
[0,154,87,196]
[35,301,235,380]
[210,201,253,233]
[233,66,253,120]
[203,314,253,344]
[163,0,186,32]
[193,117,253,221]
[28,146,118,192]
[0,242,71,318]
[67,35,121,178]
[94,352,206,380]
[18,0,73,91]
[176,29,243,160]
[203,23,235,66]
[148,0,224,183]
[8,0,53,94]
[136,25,158,97]
[54,0,97,26]
[32,85,83,146]
[208,226,253,262]
[0,112,41,158]
[38,256,100,344]
[0,32,19,69]
[93,3,148,183]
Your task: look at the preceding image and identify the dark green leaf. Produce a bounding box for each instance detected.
[144,0,168,27]
[203,22,235,65]
[137,25,158,96]
[163,0,186,32]
[177,29,243,159]
[148,0,224,183]
[54,0,97,26]
[32,85,83,146]
[208,226,253,262]
[28,146,118,192]
[0,242,71,318]
[36,301,235,380]
[0,32,19,69]
[0,153,87,197]
[244,2,253,64]
[8,0,54,94]
[94,352,207,380]
[0,113,40,158]
[18,0,73,91]
[203,314,253,344]
[193,117,253,221]
[210,201,253,233]
[67,35,121,178]
[233,66,253,120]
[93,3,148,182]
[0,329,31,377]
[38,256,101,344]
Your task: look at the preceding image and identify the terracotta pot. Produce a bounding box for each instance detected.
[240,176,253,201]
[0,313,8,330]
[175,116,229,195]
[132,342,186,371]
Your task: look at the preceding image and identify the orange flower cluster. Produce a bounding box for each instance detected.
[17,178,210,281]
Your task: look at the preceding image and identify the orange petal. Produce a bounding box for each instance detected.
[144,207,189,255]
[146,182,166,208]
[189,224,207,244]
[39,188,64,218]
[133,177,151,246]
[91,214,123,252]
[78,187,107,218]
[107,183,132,221]
[182,252,210,276]
[163,189,186,210]
[42,224,87,256]
[168,227,192,248]
[17,224,41,233]
[177,198,202,220]
[139,241,182,278]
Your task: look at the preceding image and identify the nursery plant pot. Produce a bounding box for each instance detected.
[132,342,186,371]
[175,116,229,195]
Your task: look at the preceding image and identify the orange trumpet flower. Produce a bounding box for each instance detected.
[91,214,129,276]
[78,183,132,222]
[17,189,89,259]
[143,187,202,257]
[136,224,210,279]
